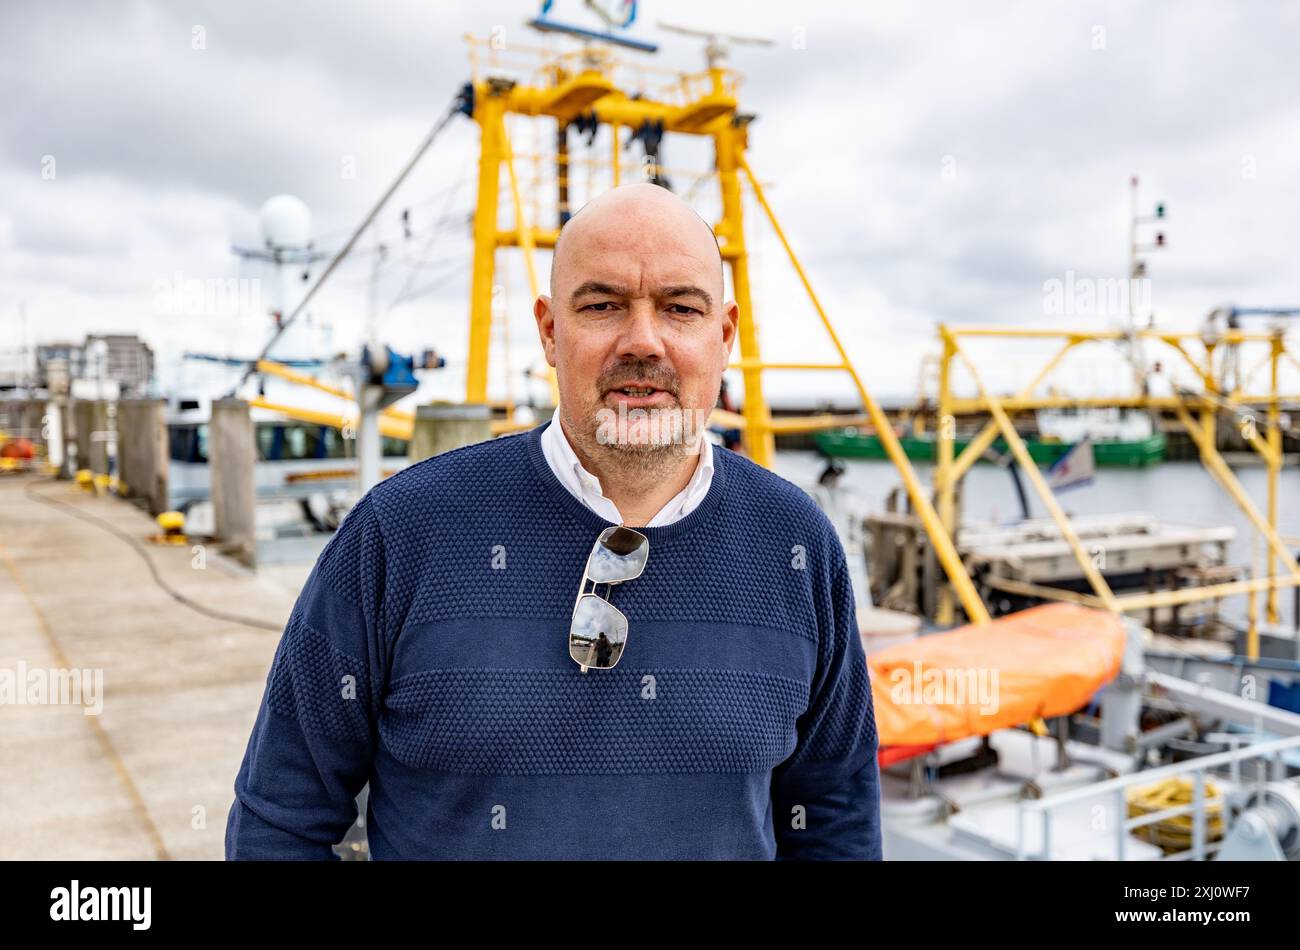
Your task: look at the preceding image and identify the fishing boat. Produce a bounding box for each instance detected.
[814,408,1166,467]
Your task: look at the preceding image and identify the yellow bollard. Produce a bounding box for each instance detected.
[151,510,188,545]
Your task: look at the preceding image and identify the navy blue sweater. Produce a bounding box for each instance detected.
[225,420,881,859]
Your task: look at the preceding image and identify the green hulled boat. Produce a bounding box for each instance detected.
[813,429,1166,467]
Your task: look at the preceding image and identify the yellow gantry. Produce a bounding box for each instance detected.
[933,325,1300,654]
[459,34,991,624]
[254,41,1298,640]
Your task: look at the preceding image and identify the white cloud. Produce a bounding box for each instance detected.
[3,0,1300,404]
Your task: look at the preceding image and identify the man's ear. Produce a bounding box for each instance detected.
[721,300,740,358]
[534,295,557,367]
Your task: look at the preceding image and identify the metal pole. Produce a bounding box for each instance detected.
[1174,402,1300,580]
[467,90,505,404]
[950,339,1078,482]
[949,331,1120,612]
[1192,771,1206,861]
[357,385,382,493]
[500,116,554,407]
[719,127,773,466]
[741,163,990,622]
[936,335,956,624]
[1116,788,1127,861]
[1267,333,1282,624]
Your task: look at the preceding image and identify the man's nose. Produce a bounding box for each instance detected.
[614,299,667,361]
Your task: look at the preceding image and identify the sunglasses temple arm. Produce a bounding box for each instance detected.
[572,573,592,614]
[574,572,595,674]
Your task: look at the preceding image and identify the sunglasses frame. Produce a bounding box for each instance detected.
[569,525,649,673]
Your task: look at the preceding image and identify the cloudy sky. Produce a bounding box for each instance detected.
[4,0,1299,406]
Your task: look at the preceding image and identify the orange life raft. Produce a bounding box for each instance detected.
[868,602,1127,748]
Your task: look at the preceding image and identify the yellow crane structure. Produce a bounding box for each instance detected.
[456,31,990,623]
[253,30,1300,652]
[247,29,991,625]
[931,324,1300,657]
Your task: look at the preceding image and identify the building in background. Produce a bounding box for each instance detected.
[31,333,154,398]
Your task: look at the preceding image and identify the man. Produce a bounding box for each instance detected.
[225,182,881,860]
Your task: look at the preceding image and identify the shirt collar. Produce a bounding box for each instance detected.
[541,405,714,526]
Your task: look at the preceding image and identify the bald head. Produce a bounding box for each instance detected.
[533,180,739,482]
[549,182,724,299]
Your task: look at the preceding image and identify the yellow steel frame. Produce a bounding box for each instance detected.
[934,324,1300,656]
[248,394,531,442]
[245,61,1297,646]
[945,329,1120,614]
[459,34,991,624]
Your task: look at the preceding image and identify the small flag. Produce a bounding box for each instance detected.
[1048,437,1094,492]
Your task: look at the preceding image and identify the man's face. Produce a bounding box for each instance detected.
[534,188,739,458]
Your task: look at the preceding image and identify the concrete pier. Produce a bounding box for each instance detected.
[72,399,112,475]
[409,401,492,461]
[115,398,169,515]
[0,473,298,859]
[209,398,258,568]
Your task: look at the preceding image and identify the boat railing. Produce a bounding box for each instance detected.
[1014,733,1300,860]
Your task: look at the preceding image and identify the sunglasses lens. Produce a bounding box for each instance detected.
[569,594,628,669]
[585,526,649,584]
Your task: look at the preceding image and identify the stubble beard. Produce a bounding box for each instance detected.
[562,398,699,487]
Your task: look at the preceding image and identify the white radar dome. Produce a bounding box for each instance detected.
[259,194,313,249]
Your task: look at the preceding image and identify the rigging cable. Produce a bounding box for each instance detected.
[232,86,471,395]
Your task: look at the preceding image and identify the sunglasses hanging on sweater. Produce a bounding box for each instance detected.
[569,525,649,673]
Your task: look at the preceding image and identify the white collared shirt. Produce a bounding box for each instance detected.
[540,406,714,527]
